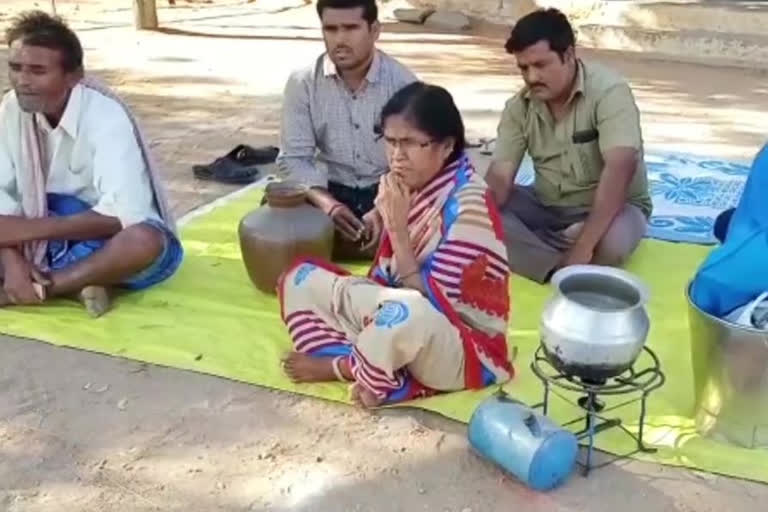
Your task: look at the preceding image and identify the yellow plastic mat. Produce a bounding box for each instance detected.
[1,188,766,483]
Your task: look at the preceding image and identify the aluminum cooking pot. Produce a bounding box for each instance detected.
[540,265,651,382]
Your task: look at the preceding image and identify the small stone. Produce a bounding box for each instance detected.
[462,508,473,512]
[418,487,426,495]
[94,384,110,393]
[97,459,108,470]
[316,456,324,463]
[117,398,128,411]
[393,8,433,24]
[216,481,226,490]
[82,382,92,390]
[424,10,471,31]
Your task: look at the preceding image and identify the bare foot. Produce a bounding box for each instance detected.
[349,383,385,409]
[281,353,336,383]
[79,286,111,318]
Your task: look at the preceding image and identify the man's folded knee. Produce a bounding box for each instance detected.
[593,231,639,266]
[593,206,646,266]
[593,242,627,266]
[122,223,165,260]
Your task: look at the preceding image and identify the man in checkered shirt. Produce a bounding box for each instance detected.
[277,0,416,259]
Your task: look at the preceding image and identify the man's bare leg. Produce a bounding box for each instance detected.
[78,285,110,317]
[47,224,164,316]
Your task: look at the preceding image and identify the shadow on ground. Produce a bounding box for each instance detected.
[5,337,751,512]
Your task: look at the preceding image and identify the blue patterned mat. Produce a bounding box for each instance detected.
[514,152,750,245]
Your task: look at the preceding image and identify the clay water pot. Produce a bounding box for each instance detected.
[238,181,334,294]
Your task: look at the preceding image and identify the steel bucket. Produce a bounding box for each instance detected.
[687,284,768,449]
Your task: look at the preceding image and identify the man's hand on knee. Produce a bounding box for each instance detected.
[558,241,595,269]
[306,187,364,241]
[0,249,49,305]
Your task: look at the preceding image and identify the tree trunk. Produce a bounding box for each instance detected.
[133,0,159,30]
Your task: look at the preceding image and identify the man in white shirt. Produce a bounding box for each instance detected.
[0,11,182,317]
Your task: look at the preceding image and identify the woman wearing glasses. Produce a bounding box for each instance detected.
[278,82,514,407]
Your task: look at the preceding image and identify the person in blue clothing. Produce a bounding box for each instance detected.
[713,208,735,243]
[690,144,768,317]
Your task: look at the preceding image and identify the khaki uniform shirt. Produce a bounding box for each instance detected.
[493,60,652,217]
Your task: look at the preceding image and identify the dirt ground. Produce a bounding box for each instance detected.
[1,1,768,511]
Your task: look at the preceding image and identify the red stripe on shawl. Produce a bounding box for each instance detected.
[424,273,485,389]
[438,240,508,269]
[432,246,508,275]
[484,189,506,241]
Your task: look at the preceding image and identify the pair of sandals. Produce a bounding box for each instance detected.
[193,144,280,184]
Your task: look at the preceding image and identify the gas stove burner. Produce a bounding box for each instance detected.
[530,344,665,476]
[577,395,605,412]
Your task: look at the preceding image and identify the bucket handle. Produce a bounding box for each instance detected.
[734,291,768,327]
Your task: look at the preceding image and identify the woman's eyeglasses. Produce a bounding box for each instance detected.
[376,135,436,153]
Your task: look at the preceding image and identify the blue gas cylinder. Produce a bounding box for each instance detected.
[468,392,578,491]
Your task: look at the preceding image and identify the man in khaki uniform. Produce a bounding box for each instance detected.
[486,8,651,283]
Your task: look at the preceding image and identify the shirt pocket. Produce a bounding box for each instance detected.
[351,101,384,169]
[68,162,88,175]
[66,138,92,175]
[568,134,602,187]
[361,125,387,169]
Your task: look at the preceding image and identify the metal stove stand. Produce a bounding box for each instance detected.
[530,345,666,476]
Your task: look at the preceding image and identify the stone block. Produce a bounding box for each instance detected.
[424,10,472,31]
[393,8,435,24]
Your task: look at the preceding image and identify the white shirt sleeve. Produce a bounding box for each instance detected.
[0,95,22,216]
[89,101,159,228]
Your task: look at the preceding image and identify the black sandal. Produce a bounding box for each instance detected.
[232,144,279,165]
[193,160,260,184]
[192,145,279,184]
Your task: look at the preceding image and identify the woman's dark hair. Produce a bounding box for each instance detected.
[5,10,83,73]
[317,0,378,25]
[504,8,575,61]
[379,82,466,165]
